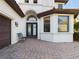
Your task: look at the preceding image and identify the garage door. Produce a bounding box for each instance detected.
[0,15,11,49]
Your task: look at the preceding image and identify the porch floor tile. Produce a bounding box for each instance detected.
[0,39,79,59]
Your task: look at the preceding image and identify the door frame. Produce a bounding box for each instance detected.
[26,23,38,38]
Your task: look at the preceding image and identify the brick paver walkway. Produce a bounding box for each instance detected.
[0,39,79,59]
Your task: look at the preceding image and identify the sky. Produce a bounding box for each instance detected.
[64,0,79,8]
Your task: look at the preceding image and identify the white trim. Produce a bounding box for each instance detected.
[0,10,14,19]
[18,3,54,7]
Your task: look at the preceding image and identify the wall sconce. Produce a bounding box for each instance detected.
[15,22,18,27]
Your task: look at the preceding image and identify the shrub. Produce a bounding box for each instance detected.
[74,32,79,41]
[74,22,79,31]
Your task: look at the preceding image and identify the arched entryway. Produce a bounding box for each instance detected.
[26,10,38,38]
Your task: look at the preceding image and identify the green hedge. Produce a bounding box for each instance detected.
[74,32,79,41]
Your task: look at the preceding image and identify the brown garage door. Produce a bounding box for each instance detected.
[0,15,11,49]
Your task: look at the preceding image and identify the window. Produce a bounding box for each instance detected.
[58,4,63,9]
[58,16,69,32]
[34,0,37,3]
[25,0,29,3]
[44,16,50,32]
[27,15,37,21]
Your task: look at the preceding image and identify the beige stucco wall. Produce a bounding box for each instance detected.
[0,0,74,44]
[40,14,74,42]
[0,0,24,44]
[15,0,54,7]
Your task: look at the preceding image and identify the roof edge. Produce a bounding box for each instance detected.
[55,0,69,4]
[5,0,25,17]
[37,9,79,18]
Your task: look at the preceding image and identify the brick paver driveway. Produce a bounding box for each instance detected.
[0,39,79,59]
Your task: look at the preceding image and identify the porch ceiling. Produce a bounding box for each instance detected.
[5,0,25,17]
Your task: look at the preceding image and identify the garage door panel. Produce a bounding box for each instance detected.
[0,15,11,49]
[0,39,10,49]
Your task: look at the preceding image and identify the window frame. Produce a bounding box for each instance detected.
[25,0,29,3]
[58,4,63,9]
[33,0,37,3]
[58,16,69,32]
[44,16,50,32]
[27,15,37,21]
